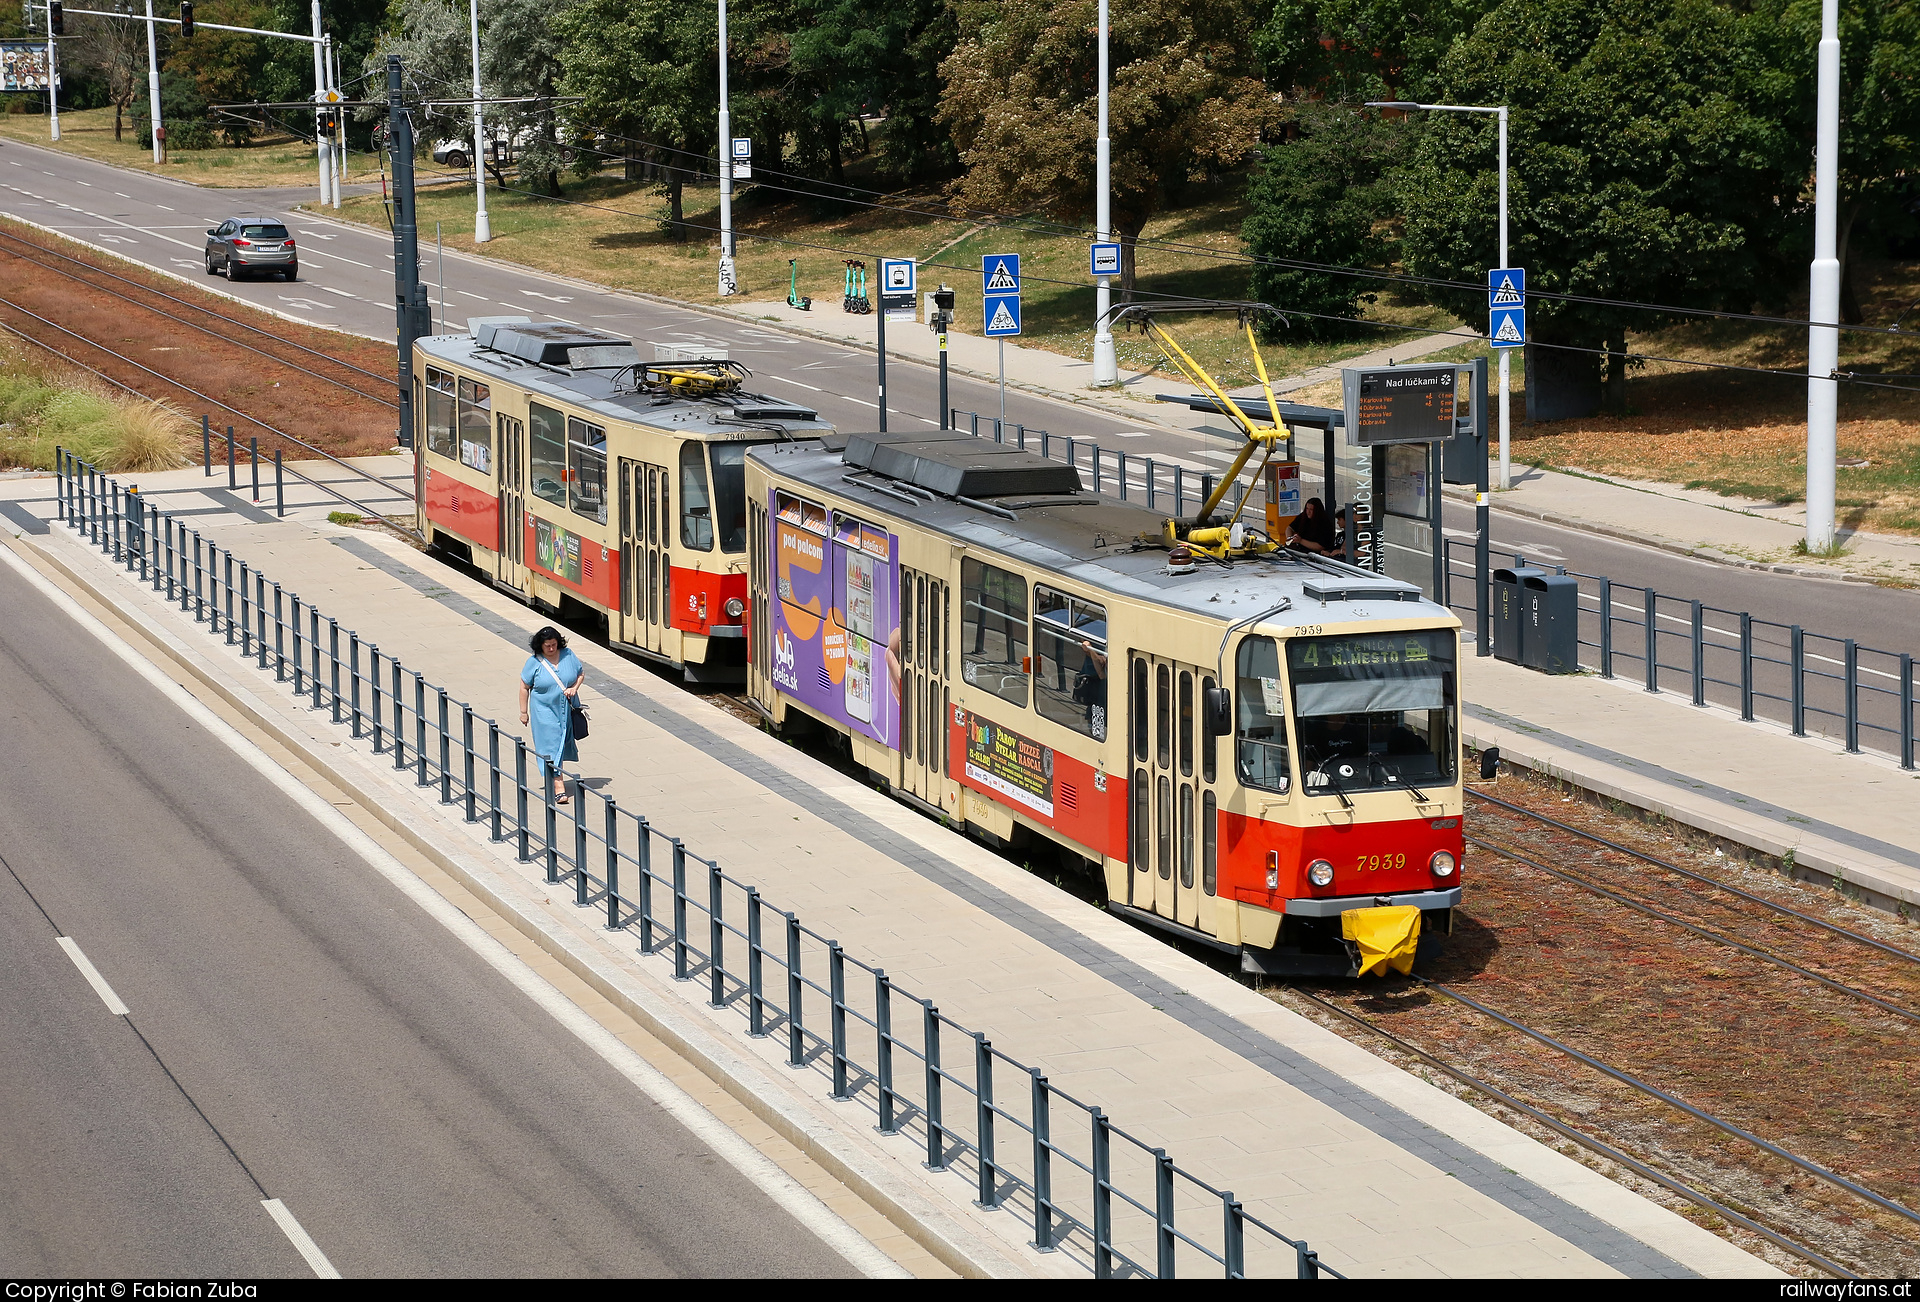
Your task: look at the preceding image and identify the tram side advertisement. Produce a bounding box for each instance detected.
[769,492,901,748]
[960,713,1053,818]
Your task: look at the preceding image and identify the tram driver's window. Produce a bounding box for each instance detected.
[567,417,607,524]
[528,403,568,507]
[424,367,457,460]
[1234,635,1290,793]
[960,558,1027,706]
[1033,586,1106,740]
[679,442,714,551]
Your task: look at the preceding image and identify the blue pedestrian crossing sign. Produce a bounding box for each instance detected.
[983,292,1022,337]
[982,253,1020,295]
[1488,266,1525,349]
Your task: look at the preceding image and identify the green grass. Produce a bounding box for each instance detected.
[0,348,191,472]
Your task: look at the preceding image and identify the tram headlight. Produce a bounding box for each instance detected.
[1307,859,1334,887]
[724,597,745,619]
[1430,850,1457,878]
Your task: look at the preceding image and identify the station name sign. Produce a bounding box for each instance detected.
[1340,365,1458,446]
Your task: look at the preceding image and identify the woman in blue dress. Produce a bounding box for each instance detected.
[518,625,583,803]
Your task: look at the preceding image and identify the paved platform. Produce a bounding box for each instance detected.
[3,464,1791,1279]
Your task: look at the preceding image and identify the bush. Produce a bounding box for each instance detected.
[0,347,191,472]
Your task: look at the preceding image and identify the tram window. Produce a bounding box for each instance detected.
[1235,636,1291,794]
[916,575,927,669]
[1155,664,1171,770]
[960,558,1028,706]
[646,468,658,545]
[930,580,942,672]
[1131,659,1148,762]
[901,573,914,664]
[566,417,607,524]
[1201,675,1218,784]
[1202,790,1217,895]
[424,366,456,460]
[528,403,567,506]
[1032,587,1107,741]
[1289,630,1457,793]
[1131,771,1148,874]
[456,377,491,472]
[1156,775,1172,879]
[1179,784,1194,889]
[710,442,753,553]
[1178,672,1193,777]
[679,442,713,551]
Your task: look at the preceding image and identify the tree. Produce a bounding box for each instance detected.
[359,0,472,146]
[1252,0,1498,101]
[165,0,271,145]
[482,0,574,196]
[68,13,148,140]
[1242,105,1407,336]
[1780,0,1920,323]
[555,0,716,235]
[939,0,1280,295]
[1397,0,1800,413]
[788,0,957,185]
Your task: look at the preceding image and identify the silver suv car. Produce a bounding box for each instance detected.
[205,217,297,282]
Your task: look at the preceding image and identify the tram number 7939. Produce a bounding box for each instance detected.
[1355,853,1408,873]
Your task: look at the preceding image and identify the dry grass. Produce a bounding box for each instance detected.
[0,106,375,190]
[0,338,192,471]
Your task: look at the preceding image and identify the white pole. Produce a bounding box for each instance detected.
[1497,105,1510,492]
[716,0,734,295]
[998,337,1006,421]
[311,0,330,207]
[331,38,346,202]
[143,0,162,164]
[46,7,60,142]
[1805,0,1841,554]
[1090,0,1117,387]
[469,0,489,242]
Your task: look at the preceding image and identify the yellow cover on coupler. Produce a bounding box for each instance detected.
[1341,905,1423,977]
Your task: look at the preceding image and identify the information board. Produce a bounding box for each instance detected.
[0,42,55,91]
[1340,365,1458,446]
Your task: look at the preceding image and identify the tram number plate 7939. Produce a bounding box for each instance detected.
[1356,853,1407,872]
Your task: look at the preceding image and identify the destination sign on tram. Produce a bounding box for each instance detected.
[1340,365,1458,446]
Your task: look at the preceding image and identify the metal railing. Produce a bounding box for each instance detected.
[1442,538,1917,771]
[54,447,1339,1281]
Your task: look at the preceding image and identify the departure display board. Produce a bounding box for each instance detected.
[1341,365,1458,446]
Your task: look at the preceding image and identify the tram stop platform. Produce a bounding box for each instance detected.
[10,457,1885,1279]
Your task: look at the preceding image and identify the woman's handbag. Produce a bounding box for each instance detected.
[541,657,590,740]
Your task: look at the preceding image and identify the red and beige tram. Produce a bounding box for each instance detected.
[746,431,1464,974]
[413,320,831,680]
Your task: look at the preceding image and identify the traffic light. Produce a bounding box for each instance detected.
[48,1,63,36]
[178,1,192,37]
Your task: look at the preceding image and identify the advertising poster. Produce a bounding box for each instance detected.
[961,712,1054,819]
[0,43,56,92]
[534,515,582,584]
[769,491,900,748]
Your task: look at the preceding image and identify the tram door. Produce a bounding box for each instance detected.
[897,566,949,807]
[618,459,671,655]
[1129,654,1204,929]
[497,414,526,590]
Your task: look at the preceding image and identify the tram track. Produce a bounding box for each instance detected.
[0,224,395,408]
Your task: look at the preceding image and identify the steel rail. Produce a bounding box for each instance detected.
[1283,986,1858,1279]
[1467,835,1920,1025]
[0,320,412,530]
[1418,976,1920,1230]
[1467,789,1920,966]
[0,295,410,513]
[0,224,396,390]
[0,238,395,409]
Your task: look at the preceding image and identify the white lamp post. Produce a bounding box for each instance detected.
[716,0,735,295]
[1369,100,1511,489]
[1090,0,1117,386]
[1805,0,1841,554]
[469,0,490,242]
[310,0,331,205]
[46,2,60,142]
[143,0,162,163]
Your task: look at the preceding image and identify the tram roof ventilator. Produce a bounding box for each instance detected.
[840,431,1095,513]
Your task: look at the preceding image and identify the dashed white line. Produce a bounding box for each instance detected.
[115,192,131,198]
[75,180,93,187]
[56,937,129,1016]
[300,249,375,270]
[457,290,488,300]
[767,375,821,391]
[319,286,356,298]
[260,1199,341,1279]
[155,203,174,210]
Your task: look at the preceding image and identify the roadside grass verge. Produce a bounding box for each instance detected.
[0,106,380,189]
[0,339,192,472]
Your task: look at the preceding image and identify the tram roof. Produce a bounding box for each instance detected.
[416,330,836,438]
[750,437,1455,627]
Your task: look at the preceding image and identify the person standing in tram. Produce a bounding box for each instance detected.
[520,625,584,804]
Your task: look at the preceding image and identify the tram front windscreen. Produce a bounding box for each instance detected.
[1285,630,1456,795]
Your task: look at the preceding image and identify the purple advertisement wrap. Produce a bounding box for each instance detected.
[768,490,901,749]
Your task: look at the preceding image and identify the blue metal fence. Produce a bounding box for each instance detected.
[1442,538,1916,770]
[54,446,1338,1281]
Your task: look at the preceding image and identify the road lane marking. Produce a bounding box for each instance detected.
[320,286,356,298]
[75,180,93,187]
[260,1199,341,1279]
[115,192,130,198]
[299,249,375,270]
[56,936,129,1015]
[155,203,174,210]
[0,544,903,1281]
[767,376,821,391]
[456,290,487,300]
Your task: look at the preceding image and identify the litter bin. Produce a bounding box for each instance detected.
[1491,566,1543,665]
[1521,572,1580,674]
